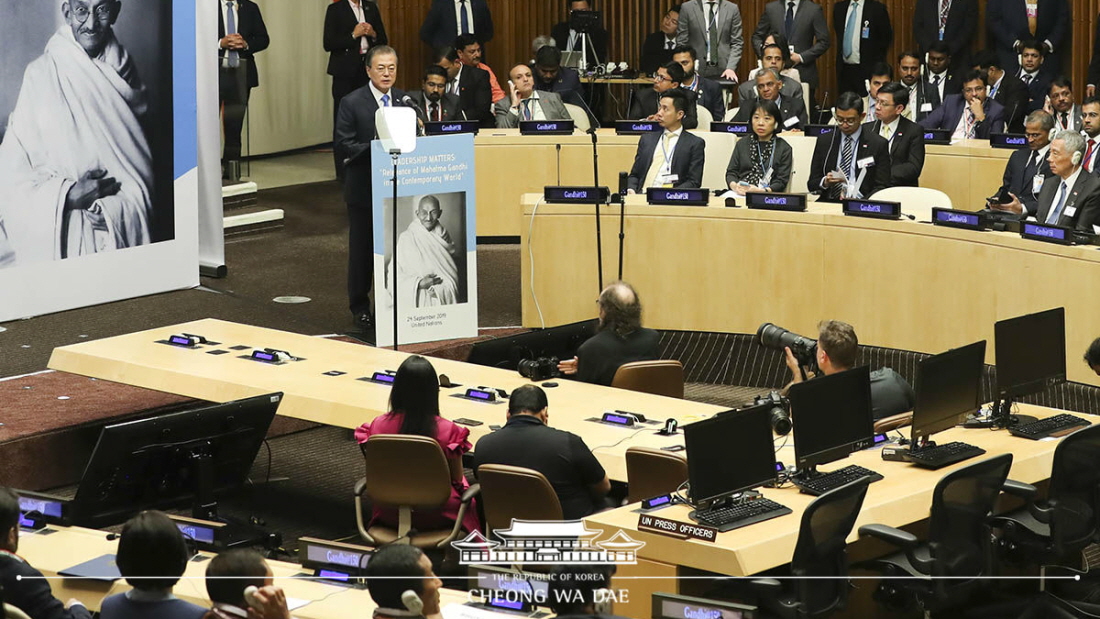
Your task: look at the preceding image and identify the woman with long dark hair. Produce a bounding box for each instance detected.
[354,355,480,533]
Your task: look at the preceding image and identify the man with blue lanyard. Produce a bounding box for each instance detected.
[626,90,706,192]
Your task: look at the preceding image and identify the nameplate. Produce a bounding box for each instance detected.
[520,120,574,135]
[17,492,68,526]
[424,120,479,135]
[646,187,710,206]
[1021,222,1074,245]
[615,120,661,135]
[932,207,987,231]
[745,192,806,212]
[990,132,1027,149]
[804,124,835,137]
[637,514,717,543]
[168,515,226,551]
[709,122,750,135]
[842,198,902,220]
[299,537,373,578]
[544,186,610,204]
[641,494,674,510]
[923,129,951,145]
[367,371,395,385]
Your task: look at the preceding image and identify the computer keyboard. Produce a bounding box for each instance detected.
[692,498,792,532]
[905,441,986,469]
[793,465,884,496]
[1008,413,1091,440]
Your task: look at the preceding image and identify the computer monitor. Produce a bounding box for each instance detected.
[789,366,873,472]
[911,341,986,444]
[995,307,1066,400]
[684,403,776,510]
[73,393,282,528]
[467,319,597,371]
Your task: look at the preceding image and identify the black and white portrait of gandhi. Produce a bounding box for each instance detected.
[0,0,174,269]
[383,192,469,309]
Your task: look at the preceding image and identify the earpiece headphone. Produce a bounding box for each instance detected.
[592,588,614,615]
[864,79,871,93]
[401,590,424,615]
[1072,149,1083,166]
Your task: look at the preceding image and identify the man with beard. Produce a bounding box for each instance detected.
[557,281,660,386]
[408,66,463,122]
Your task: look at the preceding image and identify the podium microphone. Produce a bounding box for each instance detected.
[617,171,629,280]
[570,92,606,291]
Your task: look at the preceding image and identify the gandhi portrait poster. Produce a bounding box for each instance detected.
[371,134,478,347]
[0,0,198,322]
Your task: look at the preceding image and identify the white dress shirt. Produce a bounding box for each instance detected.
[878,116,900,143]
[842,0,864,65]
[1082,132,1100,173]
[370,82,393,108]
[1055,105,1077,131]
[510,91,546,121]
[449,65,463,96]
[348,0,369,54]
[649,127,683,186]
[928,70,948,101]
[454,0,475,36]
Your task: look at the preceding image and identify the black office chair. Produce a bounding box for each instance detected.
[750,477,872,619]
[856,453,1014,615]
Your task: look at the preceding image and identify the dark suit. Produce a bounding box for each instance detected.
[725,135,794,192]
[534,67,584,104]
[1088,14,1100,90]
[922,71,961,110]
[900,80,935,122]
[324,0,387,177]
[987,0,1070,78]
[452,65,494,128]
[335,84,411,316]
[732,94,808,130]
[999,146,1054,217]
[1018,70,1052,112]
[1,552,92,619]
[640,32,677,75]
[408,91,463,122]
[218,0,269,163]
[627,88,700,130]
[912,0,978,70]
[990,73,1030,133]
[552,21,609,68]
[1034,172,1100,231]
[751,0,831,89]
[918,94,1005,138]
[833,0,893,96]
[866,117,926,187]
[807,128,892,200]
[420,0,494,49]
[626,130,706,191]
[682,74,725,122]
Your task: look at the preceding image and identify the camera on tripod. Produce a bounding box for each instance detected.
[756,322,819,374]
[518,357,560,381]
[754,391,792,436]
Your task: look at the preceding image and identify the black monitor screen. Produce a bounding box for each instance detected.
[789,366,873,470]
[995,307,1066,399]
[911,341,986,442]
[684,404,776,506]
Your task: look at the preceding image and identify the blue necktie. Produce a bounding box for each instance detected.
[784,1,795,40]
[843,1,859,61]
[1046,181,1069,224]
[381,94,390,107]
[459,0,471,35]
[226,0,239,68]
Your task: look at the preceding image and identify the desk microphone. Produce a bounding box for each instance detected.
[816,90,830,124]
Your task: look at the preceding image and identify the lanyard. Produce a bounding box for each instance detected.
[661,133,678,174]
[755,138,776,176]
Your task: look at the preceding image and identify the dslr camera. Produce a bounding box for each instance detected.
[518,357,560,381]
[754,391,792,436]
[756,322,819,374]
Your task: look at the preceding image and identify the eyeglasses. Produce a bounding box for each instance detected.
[834,116,861,126]
[654,74,672,83]
[70,2,114,23]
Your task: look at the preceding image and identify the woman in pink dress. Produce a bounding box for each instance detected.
[354,355,481,534]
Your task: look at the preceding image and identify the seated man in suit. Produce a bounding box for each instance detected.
[919,70,1006,139]
[1031,131,1100,231]
[454,33,505,103]
[973,49,1029,133]
[1082,97,1100,174]
[671,45,725,122]
[867,82,926,187]
[625,89,705,193]
[733,68,808,130]
[408,66,464,122]
[364,546,444,619]
[807,92,892,201]
[924,42,961,112]
[627,62,700,130]
[1048,76,1082,133]
[533,45,583,105]
[859,63,894,123]
[988,110,1056,219]
[640,6,679,75]
[494,64,571,128]
[737,43,804,115]
[897,51,933,122]
[1017,40,1051,112]
[0,487,92,619]
[433,46,493,127]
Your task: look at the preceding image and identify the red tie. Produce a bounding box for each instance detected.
[1087,139,1096,172]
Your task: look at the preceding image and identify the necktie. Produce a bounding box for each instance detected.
[881,123,891,140]
[1023,73,1033,85]
[226,1,239,68]
[522,99,532,121]
[459,0,471,35]
[430,102,440,121]
[1024,150,1038,179]
[644,133,673,188]
[785,1,795,40]
[381,94,390,107]
[1060,111,1069,130]
[707,2,720,64]
[841,135,854,182]
[964,109,975,139]
[1086,139,1096,172]
[843,1,859,61]
[1046,181,1069,224]
[666,39,675,50]
[939,0,950,32]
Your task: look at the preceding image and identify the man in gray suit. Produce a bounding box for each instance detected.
[495,64,571,128]
[737,43,804,110]
[1032,131,1100,231]
[733,68,808,129]
[751,0,830,95]
[676,0,743,81]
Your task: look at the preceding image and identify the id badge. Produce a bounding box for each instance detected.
[861,22,870,39]
[783,116,799,128]
[1066,206,1077,218]
[1032,175,1044,195]
[920,102,933,112]
[657,173,679,186]
[761,169,774,187]
[857,156,875,169]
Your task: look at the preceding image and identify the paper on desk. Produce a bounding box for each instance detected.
[286,597,312,611]
[442,603,509,619]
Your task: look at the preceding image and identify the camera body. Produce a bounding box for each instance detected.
[756,322,820,373]
[518,357,560,381]
[754,390,792,436]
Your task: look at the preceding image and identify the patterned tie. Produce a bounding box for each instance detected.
[430,102,440,121]
[841,135,854,179]
[785,1,795,40]
[1046,181,1069,225]
[707,2,720,64]
[964,109,975,139]
[226,0,239,68]
[666,39,675,50]
[459,0,471,35]
[1023,73,1033,85]
[844,1,859,61]
[939,0,950,33]
[381,93,390,107]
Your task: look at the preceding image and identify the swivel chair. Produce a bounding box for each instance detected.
[611,360,684,399]
[476,464,563,536]
[625,446,688,503]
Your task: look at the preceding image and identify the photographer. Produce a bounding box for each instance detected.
[557,281,659,386]
[784,320,915,420]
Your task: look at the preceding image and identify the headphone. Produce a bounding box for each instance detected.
[401,590,424,615]
[1072,148,1083,166]
[864,79,871,93]
[592,589,614,615]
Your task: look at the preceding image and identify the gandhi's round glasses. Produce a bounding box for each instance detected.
[71,3,114,24]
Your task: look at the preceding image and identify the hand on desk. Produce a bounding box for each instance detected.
[558,357,578,375]
[990,193,1024,215]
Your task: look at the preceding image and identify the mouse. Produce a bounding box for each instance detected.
[542,381,559,387]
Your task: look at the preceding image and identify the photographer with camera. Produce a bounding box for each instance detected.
[557,281,660,386]
[761,320,915,421]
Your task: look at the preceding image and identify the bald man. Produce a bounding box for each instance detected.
[558,281,661,386]
[389,195,460,309]
[494,63,570,128]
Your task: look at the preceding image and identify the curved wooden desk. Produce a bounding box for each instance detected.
[520,194,1100,386]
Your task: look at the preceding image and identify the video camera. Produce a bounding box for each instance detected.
[518,357,560,381]
[756,322,819,374]
[753,391,792,436]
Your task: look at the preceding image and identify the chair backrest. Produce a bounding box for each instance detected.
[625,447,688,503]
[478,464,563,535]
[800,82,811,118]
[791,477,871,617]
[873,412,913,435]
[868,186,953,222]
[4,605,32,619]
[611,360,684,398]
[1047,424,1100,555]
[695,106,713,132]
[928,453,1013,580]
[361,434,452,509]
[563,103,591,132]
[724,107,740,121]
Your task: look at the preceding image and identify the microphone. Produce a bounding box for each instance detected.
[625,88,637,120]
[816,90,830,124]
[571,91,602,133]
[1006,100,1020,133]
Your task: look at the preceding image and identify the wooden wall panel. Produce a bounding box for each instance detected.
[375,0,1093,110]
